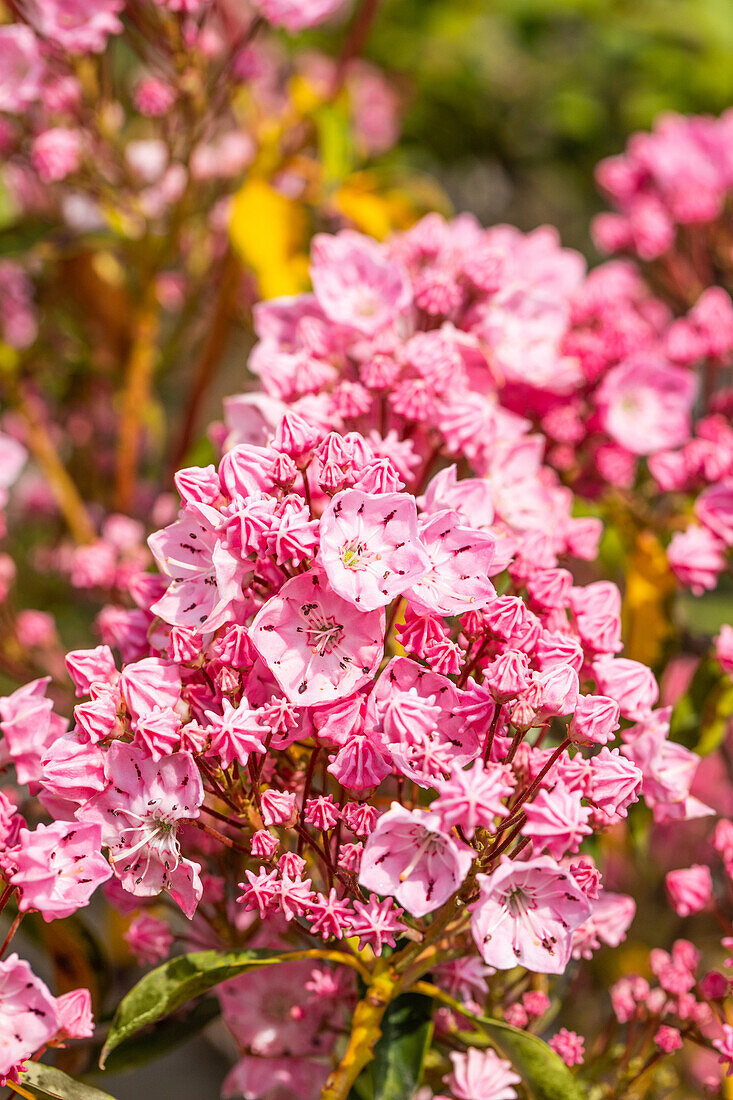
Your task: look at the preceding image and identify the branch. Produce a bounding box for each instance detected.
[16,384,96,545]
[115,287,161,513]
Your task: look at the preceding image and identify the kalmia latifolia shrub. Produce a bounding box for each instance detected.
[0,379,727,1096]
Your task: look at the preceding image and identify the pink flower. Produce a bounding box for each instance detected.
[667,525,726,594]
[432,761,515,838]
[134,707,182,762]
[470,856,592,974]
[249,569,384,705]
[586,747,642,820]
[346,895,407,955]
[11,821,111,920]
[715,624,733,675]
[665,865,713,917]
[523,990,551,1017]
[0,677,67,786]
[31,128,81,183]
[572,892,636,959]
[223,1056,327,1100]
[445,1048,521,1100]
[80,742,204,917]
[696,479,733,547]
[569,694,620,745]
[124,914,173,965]
[148,503,251,631]
[252,0,347,31]
[219,961,325,1056]
[119,657,182,729]
[203,698,266,770]
[30,0,124,53]
[654,1025,682,1054]
[307,888,352,939]
[523,784,593,859]
[405,512,496,617]
[260,788,297,826]
[597,357,696,455]
[549,1029,585,1066]
[593,657,659,721]
[0,954,59,1081]
[134,77,176,117]
[54,989,94,1041]
[0,26,43,112]
[65,645,117,696]
[15,610,55,649]
[713,1023,733,1077]
[310,230,411,335]
[319,489,428,610]
[359,804,473,917]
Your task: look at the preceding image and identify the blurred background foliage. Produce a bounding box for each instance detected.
[310,0,733,252]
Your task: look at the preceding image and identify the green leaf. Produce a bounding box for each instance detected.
[101,948,340,1067]
[97,997,220,1076]
[671,656,733,754]
[457,1013,585,1100]
[0,220,53,257]
[372,991,433,1100]
[19,1064,117,1100]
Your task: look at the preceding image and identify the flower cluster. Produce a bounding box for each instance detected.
[0,397,723,1092]
[592,111,733,594]
[230,175,733,608]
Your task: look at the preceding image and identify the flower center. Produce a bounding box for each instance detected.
[304,613,344,656]
[340,538,375,571]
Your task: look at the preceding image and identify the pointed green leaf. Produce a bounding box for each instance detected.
[101,947,356,1067]
[372,991,433,1100]
[97,997,220,1076]
[456,1013,585,1100]
[19,1064,117,1100]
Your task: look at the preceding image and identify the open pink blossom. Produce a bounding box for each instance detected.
[359,804,473,917]
[445,1047,520,1100]
[404,512,496,617]
[148,503,251,631]
[0,954,59,1082]
[319,489,428,610]
[249,569,384,705]
[0,26,43,113]
[223,1056,327,1100]
[310,230,411,335]
[596,356,696,456]
[80,742,204,917]
[219,961,325,1056]
[30,0,124,53]
[470,856,592,974]
[252,0,347,32]
[572,892,636,959]
[10,821,111,920]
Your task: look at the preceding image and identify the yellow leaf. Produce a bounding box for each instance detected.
[229,179,309,299]
[622,531,676,667]
[333,179,394,240]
